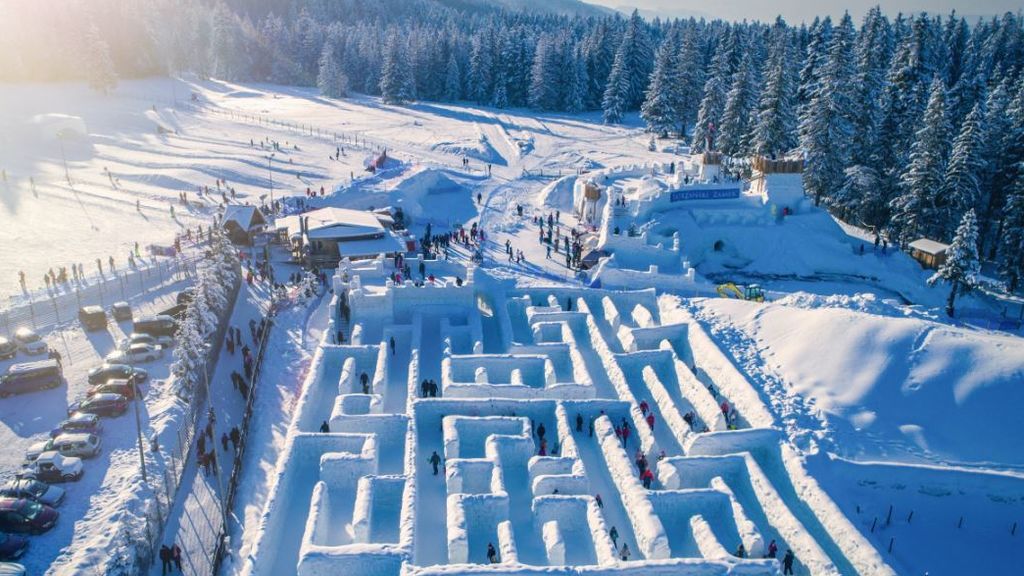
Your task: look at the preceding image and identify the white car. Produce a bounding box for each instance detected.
[12,328,46,356]
[51,433,102,459]
[105,343,162,364]
[18,451,83,483]
[24,439,55,464]
[117,333,173,352]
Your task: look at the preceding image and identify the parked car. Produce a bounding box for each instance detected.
[0,360,63,398]
[18,452,83,483]
[111,301,133,322]
[68,393,128,418]
[51,433,101,459]
[117,333,173,351]
[132,315,177,337]
[0,561,26,575]
[0,498,58,535]
[0,338,16,361]
[23,440,54,464]
[87,363,147,385]
[87,379,137,400]
[11,329,45,356]
[50,413,102,438]
[0,533,28,561]
[105,343,162,364]
[176,288,195,306]
[77,306,107,331]
[0,479,65,508]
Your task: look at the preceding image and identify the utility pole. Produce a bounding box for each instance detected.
[130,360,148,483]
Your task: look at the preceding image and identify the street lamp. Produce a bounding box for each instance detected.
[267,153,276,220]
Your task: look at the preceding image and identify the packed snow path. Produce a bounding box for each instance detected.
[240,258,894,576]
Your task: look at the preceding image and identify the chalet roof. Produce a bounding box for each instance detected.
[908,238,950,255]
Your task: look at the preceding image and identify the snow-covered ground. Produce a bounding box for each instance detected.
[2,77,1022,576]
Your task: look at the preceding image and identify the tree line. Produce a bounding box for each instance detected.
[2,1,1023,290]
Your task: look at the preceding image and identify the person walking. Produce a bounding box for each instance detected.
[609,526,619,548]
[230,426,241,450]
[767,539,778,558]
[620,543,631,561]
[172,543,183,572]
[735,543,746,558]
[390,336,396,355]
[429,451,442,475]
[320,420,330,433]
[159,545,172,575]
[487,542,498,563]
[575,413,583,432]
[221,432,229,451]
[783,549,795,574]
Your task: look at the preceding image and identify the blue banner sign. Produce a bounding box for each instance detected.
[670,187,740,202]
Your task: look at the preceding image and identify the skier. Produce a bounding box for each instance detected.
[609,525,619,548]
[783,549,795,574]
[429,451,442,475]
[320,420,330,433]
[767,539,778,558]
[487,542,498,563]
[620,543,631,561]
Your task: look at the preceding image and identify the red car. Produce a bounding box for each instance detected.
[0,498,58,535]
[86,379,137,400]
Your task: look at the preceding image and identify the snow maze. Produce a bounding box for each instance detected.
[243,260,894,576]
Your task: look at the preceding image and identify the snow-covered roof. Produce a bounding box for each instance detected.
[337,234,407,258]
[278,207,387,241]
[222,205,265,230]
[908,238,950,255]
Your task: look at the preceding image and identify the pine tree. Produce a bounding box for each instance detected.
[602,10,653,122]
[529,34,560,111]
[641,36,681,136]
[796,17,833,117]
[692,31,735,151]
[564,46,587,114]
[891,78,950,244]
[836,165,888,239]
[928,209,980,317]
[940,102,986,238]
[999,173,1024,292]
[717,48,757,156]
[443,51,462,101]
[751,22,797,157]
[85,22,117,95]
[380,31,414,104]
[317,44,348,98]
[850,6,893,166]
[675,27,706,139]
[468,34,493,105]
[799,13,855,207]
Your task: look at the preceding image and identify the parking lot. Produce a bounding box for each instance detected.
[0,280,190,573]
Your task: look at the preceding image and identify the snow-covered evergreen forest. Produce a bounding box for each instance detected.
[3,0,1023,289]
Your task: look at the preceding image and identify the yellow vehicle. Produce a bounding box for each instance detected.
[716,282,765,302]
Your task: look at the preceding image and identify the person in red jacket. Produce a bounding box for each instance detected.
[646,413,655,430]
[640,468,654,489]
